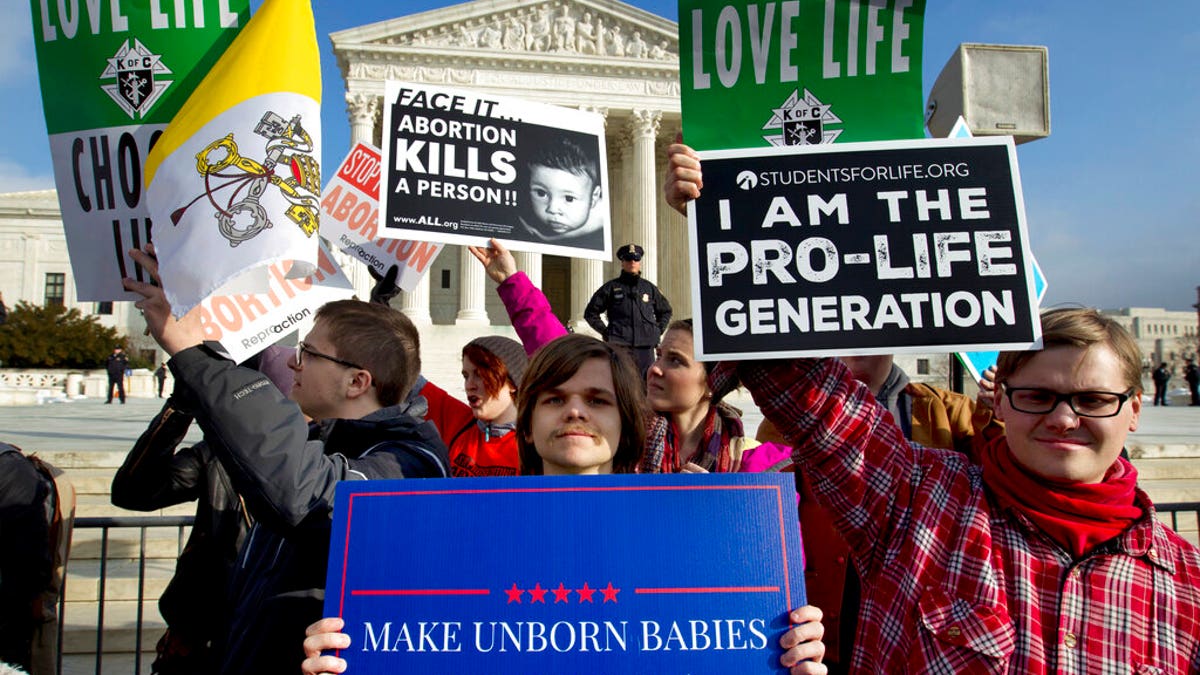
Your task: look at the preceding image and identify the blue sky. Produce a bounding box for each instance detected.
[4,0,1197,311]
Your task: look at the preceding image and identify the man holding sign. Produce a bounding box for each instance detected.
[122,246,450,675]
[668,151,1200,671]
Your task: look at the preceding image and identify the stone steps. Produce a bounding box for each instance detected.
[61,651,157,675]
[74,494,197,520]
[61,600,163,654]
[64,467,121,496]
[1131,457,1200,481]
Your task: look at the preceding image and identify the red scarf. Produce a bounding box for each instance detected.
[642,403,744,474]
[980,435,1143,558]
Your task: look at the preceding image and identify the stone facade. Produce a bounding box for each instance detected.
[0,190,160,363]
[1101,307,1199,368]
[331,0,691,333]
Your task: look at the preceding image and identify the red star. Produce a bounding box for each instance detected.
[505,583,524,604]
[576,582,597,603]
[552,582,571,603]
[600,582,620,603]
[528,582,548,604]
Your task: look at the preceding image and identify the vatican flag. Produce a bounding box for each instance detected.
[145,0,321,317]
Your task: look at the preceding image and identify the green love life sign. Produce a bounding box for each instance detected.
[31,0,249,132]
[29,0,248,301]
[679,0,926,151]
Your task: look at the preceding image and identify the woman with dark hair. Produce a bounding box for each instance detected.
[641,318,791,474]
[300,332,829,675]
[468,239,789,476]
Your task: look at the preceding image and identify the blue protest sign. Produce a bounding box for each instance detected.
[323,473,805,673]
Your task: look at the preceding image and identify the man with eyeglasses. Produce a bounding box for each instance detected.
[120,246,450,675]
[716,307,1200,671]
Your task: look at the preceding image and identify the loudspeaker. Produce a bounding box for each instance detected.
[926,43,1050,144]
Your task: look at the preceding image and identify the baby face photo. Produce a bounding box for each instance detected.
[515,125,608,254]
[379,81,611,261]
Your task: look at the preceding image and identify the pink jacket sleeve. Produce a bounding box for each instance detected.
[497,272,569,355]
[739,441,794,473]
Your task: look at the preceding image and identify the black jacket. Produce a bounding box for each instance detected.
[583,271,672,348]
[105,352,128,379]
[0,445,52,670]
[111,400,250,666]
[166,345,450,675]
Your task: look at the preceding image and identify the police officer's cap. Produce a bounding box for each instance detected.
[617,244,644,262]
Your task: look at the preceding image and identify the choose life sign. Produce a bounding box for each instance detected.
[679,0,926,151]
[29,0,248,300]
[323,473,805,674]
[688,136,1042,359]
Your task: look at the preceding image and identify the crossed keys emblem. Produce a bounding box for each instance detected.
[171,111,321,246]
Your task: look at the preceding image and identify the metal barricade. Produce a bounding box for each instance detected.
[59,505,1200,674]
[1154,502,1200,540]
[63,516,194,675]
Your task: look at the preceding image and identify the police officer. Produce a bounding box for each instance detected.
[584,243,672,376]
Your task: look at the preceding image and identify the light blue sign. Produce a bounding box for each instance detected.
[948,117,1048,382]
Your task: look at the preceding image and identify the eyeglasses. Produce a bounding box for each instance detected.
[296,342,364,370]
[1002,386,1136,418]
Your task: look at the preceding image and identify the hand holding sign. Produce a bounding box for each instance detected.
[299,606,829,675]
[301,617,349,675]
[467,238,519,285]
[976,366,998,411]
[664,141,703,217]
[123,245,206,356]
[367,265,401,305]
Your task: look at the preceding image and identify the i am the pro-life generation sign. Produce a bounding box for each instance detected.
[378,81,611,260]
[323,473,805,674]
[688,136,1041,359]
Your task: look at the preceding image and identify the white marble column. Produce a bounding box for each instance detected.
[456,246,489,325]
[569,104,610,333]
[656,125,690,319]
[342,93,379,300]
[513,251,543,289]
[571,259,604,335]
[629,109,661,283]
[396,274,432,325]
[347,92,378,145]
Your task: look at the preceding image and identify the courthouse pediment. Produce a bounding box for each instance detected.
[332,0,677,63]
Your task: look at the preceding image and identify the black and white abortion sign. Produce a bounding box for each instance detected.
[378,81,611,260]
[689,137,1041,359]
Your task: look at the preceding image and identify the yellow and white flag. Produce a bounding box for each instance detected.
[145,0,321,317]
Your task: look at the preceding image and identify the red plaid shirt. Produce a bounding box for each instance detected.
[734,358,1200,674]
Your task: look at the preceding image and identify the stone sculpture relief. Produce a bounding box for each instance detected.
[388,3,676,61]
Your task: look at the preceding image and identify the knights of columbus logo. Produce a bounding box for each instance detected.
[762,89,843,147]
[100,39,172,119]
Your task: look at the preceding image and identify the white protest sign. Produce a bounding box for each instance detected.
[379,81,611,260]
[688,136,1042,360]
[197,240,355,363]
[321,142,443,291]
